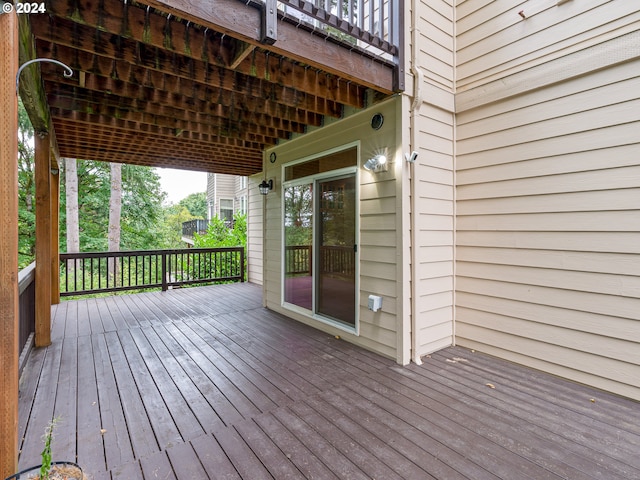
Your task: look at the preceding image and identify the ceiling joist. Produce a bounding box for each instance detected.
[21,0,397,175]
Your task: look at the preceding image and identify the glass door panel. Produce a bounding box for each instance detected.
[284,183,313,310]
[317,175,356,326]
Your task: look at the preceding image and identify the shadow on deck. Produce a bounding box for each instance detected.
[18,283,640,479]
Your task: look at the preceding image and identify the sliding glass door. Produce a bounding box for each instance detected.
[317,175,356,326]
[283,147,358,330]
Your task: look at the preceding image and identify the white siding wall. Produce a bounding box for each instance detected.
[263,98,404,361]
[454,1,640,400]
[410,0,456,359]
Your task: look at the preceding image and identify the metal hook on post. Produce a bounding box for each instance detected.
[16,58,73,95]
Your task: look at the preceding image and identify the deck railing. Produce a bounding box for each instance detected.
[285,245,313,275]
[277,0,401,56]
[18,263,36,371]
[182,219,209,238]
[60,247,244,297]
[285,245,355,278]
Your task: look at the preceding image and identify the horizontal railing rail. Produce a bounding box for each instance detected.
[277,0,401,55]
[18,262,36,371]
[60,247,244,297]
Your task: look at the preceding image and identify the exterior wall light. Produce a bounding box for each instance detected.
[363,153,388,172]
[259,179,273,195]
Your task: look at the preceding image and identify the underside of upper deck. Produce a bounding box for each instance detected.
[19,0,402,175]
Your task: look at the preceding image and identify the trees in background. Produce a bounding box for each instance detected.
[17,100,35,268]
[17,101,208,267]
[58,161,167,253]
[178,192,207,219]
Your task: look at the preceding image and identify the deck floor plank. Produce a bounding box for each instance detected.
[380,363,628,480]
[162,322,259,423]
[18,339,63,466]
[253,412,341,480]
[91,333,135,471]
[287,400,405,480]
[128,327,207,441]
[189,315,308,404]
[102,330,159,460]
[212,425,273,480]
[233,419,305,480]
[421,352,640,472]
[115,329,185,449]
[76,335,106,471]
[18,283,640,480]
[190,433,240,480]
[319,387,479,480]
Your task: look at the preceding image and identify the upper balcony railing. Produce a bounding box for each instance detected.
[276,0,401,57]
[182,219,210,239]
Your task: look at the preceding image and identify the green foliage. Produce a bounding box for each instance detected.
[193,213,247,282]
[178,191,207,218]
[17,100,36,268]
[40,417,60,480]
[156,204,197,248]
[59,161,167,252]
[194,213,246,249]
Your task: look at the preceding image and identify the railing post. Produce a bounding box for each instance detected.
[161,252,168,291]
[240,247,245,282]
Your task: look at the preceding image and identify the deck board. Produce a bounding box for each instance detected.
[18,283,640,479]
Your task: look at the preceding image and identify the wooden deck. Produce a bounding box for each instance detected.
[18,283,640,479]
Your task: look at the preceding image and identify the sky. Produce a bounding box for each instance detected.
[156,167,207,204]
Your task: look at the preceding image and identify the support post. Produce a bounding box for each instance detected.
[0,8,20,479]
[50,165,60,304]
[34,133,52,347]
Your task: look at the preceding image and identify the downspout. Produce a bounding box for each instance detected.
[410,0,424,365]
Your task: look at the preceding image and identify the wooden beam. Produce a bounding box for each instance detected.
[0,9,19,480]
[16,13,51,135]
[35,8,366,107]
[47,91,303,140]
[50,166,60,305]
[34,133,52,348]
[144,0,395,93]
[33,37,347,117]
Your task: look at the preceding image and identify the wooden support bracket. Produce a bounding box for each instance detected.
[261,0,277,45]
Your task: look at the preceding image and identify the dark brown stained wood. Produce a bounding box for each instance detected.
[286,401,405,480]
[144,0,395,93]
[190,434,241,479]
[91,333,135,470]
[20,0,398,178]
[50,170,60,304]
[253,412,341,480]
[18,284,640,480]
[102,330,159,459]
[270,407,371,480]
[34,134,52,347]
[212,427,273,480]
[233,419,305,479]
[0,10,20,478]
[76,335,106,470]
[52,337,79,459]
[31,14,360,113]
[138,450,175,480]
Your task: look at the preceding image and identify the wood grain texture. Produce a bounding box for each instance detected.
[0,10,20,479]
[17,283,640,479]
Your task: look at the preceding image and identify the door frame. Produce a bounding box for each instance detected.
[280,143,360,335]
